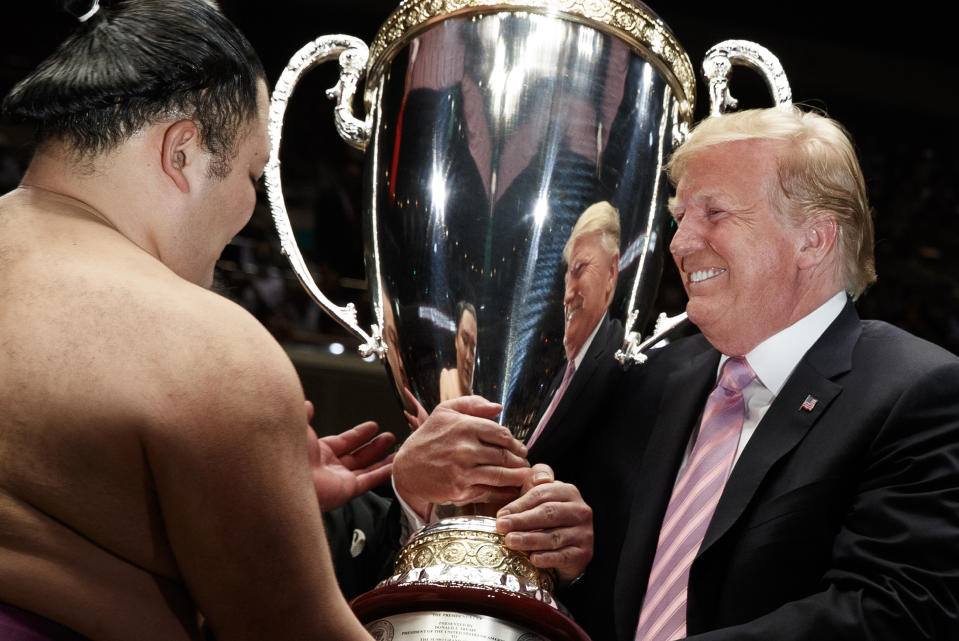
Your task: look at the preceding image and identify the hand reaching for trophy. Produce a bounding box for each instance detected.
[392,395,530,520]
[303,400,396,511]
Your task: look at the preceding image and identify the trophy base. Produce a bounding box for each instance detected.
[364,610,536,641]
[352,582,591,641]
[350,516,591,641]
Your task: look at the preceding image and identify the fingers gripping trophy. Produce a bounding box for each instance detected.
[264,1,792,639]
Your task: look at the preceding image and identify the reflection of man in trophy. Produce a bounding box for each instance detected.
[439,302,478,401]
[526,201,624,453]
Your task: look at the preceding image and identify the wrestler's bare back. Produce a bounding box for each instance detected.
[0,187,361,640]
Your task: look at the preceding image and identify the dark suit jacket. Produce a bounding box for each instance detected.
[606,300,959,640]
[528,315,624,477]
[526,315,637,636]
[323,489,402,601]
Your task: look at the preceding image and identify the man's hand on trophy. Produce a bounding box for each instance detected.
[304,400,396,512]
[495,463,594,586]
[392,395,530,520]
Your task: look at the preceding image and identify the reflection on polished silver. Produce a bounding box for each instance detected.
[357,9,683,436]
[366,611,544,641]
[265,35,384,357]
[703,39,793,117]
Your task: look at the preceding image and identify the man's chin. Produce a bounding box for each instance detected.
[685,297,717,328]
[563,337,582,362]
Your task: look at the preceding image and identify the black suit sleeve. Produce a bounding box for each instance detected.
[322,490,403,601]
[686,359,959,641]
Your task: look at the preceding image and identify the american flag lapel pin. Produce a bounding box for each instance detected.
[800,395,818,412]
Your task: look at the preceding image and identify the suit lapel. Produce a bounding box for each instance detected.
[699,302,860,556]
[528,317,615,454]
[554,322,607,407]
[614,342,719,640]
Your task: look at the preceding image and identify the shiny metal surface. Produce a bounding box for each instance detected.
[365,0,696,121]
[702,39,792,117]
[616,310,687,365]
[265,35,383,356]
[362,9,681,437]
[390,516,557,595]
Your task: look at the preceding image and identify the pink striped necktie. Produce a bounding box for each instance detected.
[635,356,756,641]
[527,362,576,447]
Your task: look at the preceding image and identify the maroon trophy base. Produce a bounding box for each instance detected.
[351,582,591,641]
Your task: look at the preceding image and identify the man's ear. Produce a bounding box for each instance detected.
[160,120,201,194]
[797,215,838,270]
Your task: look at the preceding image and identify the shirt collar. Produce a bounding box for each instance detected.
[720,291,846,395]
[571,313,606,371]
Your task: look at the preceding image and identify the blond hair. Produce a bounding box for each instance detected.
[666,107,876,299]
[563,201,621,263]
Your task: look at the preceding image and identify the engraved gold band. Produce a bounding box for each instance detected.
[393,525,557,593]
[367,0,695,121]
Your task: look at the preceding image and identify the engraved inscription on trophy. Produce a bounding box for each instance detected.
[366,612,546,641]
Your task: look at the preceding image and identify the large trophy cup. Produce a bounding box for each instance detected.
[264,1,791,639]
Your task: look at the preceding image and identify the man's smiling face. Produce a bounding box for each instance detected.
[563,232,617,361]
[669,138,808,355]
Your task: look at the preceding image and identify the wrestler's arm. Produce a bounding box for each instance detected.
[141,300,370,641]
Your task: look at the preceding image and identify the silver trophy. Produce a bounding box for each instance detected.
[265,1,791,638]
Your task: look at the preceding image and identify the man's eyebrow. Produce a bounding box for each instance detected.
[667,196,680,216]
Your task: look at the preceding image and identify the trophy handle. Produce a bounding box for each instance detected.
[616,311,689,366]
[702,39,793,116]
[264,35,385,358]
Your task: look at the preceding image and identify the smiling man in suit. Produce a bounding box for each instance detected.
[605,106,959,641]
[526,200,624,458]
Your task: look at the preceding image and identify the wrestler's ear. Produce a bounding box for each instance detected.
[160,120,201,194]
[797,214,838,270]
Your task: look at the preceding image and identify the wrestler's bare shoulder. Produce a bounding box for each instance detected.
[0,188,306,640]
[1,186,292,396]
[1,185,301,510]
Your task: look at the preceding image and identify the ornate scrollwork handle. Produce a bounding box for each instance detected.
[264,35,385,358]
[702,39,792,116]
[616,311,689,366]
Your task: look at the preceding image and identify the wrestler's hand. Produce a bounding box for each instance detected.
[496,464,593,586]
[392,395,529,520]
[304,400,395,511]
[402,387,429,432]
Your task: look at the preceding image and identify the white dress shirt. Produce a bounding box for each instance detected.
[676,290,846,477]
[725,290,847,465]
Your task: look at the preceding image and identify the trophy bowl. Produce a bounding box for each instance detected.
[264,0,791,637]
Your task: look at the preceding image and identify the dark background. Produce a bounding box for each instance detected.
[2,2,957,433]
